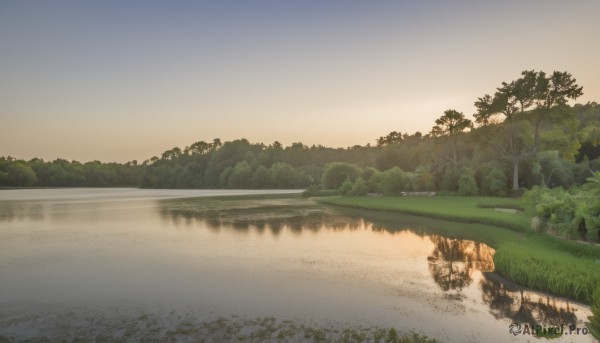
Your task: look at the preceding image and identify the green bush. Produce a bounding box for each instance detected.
[381,167,407,195]
[4,162,38,187]
[458,167,478,195]
[441,165,459,192]
[367,170,384,193]
[338,179,353,195]
[523,185,600,240]
[321,162,360,189]
[482,167,507,196]
[351,177,369,195]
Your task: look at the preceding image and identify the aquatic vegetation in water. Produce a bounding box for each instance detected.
[0,306,438,343]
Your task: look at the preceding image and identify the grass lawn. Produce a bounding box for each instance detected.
[318,195,600,305]
[319,195,530,232]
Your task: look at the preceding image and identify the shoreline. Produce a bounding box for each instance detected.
[317,195,600,306]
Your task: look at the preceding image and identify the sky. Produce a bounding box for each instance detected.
[1,1,600,163]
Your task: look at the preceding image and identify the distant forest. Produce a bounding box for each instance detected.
[2,71,600,195]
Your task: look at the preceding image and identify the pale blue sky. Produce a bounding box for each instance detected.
[1,1,599,162]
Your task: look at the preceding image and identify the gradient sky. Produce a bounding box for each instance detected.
[2,1,599,162]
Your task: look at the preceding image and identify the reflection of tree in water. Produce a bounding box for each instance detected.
[427,235,495,292]
[159,198,365,235]
[0,201,46,222]
[480,275,577,327]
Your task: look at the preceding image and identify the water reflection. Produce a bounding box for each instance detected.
[0,201,46,222]
[481,274,578,327]
[158,196,590,331]
[427,235,495,292]
[0,191,593,342]
[159,197,365,235]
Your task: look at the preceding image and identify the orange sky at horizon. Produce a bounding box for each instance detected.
[1,1,599,163]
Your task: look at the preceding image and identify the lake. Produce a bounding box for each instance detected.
[0,188,595,342]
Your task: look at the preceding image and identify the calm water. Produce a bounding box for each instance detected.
[0,189,595,342]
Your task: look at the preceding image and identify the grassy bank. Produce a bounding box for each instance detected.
[318,196,600,305]
[318,196,531,232]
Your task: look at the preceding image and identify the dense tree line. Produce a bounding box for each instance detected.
[1,70,599,193]
[317,101,600,197]
[139,139,370,189]
[321,70,600,195]
[0,139,377,188]
[0,157,143,187]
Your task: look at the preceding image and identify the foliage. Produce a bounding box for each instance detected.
[414,165,436,191]
[523,182,600,241]
[4,162,37,186]
[376,131,403,147]
[532,150,573,188]
[431,109,472,166]
[351,177,369,195]
[474,70,583,190]
[380,167,411,195]
[482,168,508,196]
[367,170,385,193]
[585,171,600,196]
[321,162,361,189]
[457,167,478,195]
[591,288,600,340]
[441,165,460,192]
[430,110,472,137]
[1,70,598,194]
[0,157,142,188]
[270,162,302,188]
[227,161,252,188]
[338,179,353,195]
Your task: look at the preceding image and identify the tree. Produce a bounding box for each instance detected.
[530,71,583,152]
[532,150,573,188]
[350,177,369,195]
[161,147,182,160]
[321,162,360,189]
[441,164,460,192]
[376,131,403,147]
[482,168,508,196]
[414,165,436,191]
[339,179,353,195]
[250,165,273,188]
[458,167,478,195]
[271,162,301,188]
[5,162,37,187]
[186,141,211,155]
[475,78,526,191]
[227,161,252,188]
[474,70,582,191]
[380,167,410,194]
[430,109,472,166]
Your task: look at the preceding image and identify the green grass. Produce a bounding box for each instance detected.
[318,196,530,233]
[318,195,600,305]
[494,242,600,302]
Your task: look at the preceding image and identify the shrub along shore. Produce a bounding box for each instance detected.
[318,195,600,306]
